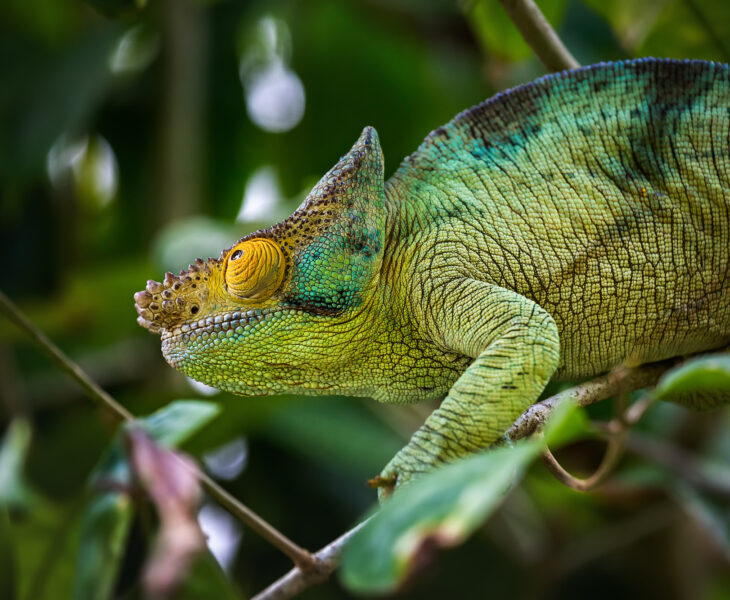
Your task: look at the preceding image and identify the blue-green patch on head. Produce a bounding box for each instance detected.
[274,126,387,315]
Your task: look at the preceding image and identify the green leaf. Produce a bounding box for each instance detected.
[72,400,220,600]
[654,355,730,400]
[0,419,42,509]
[137,399,221,448]
[340,440,542,593]
[71,493,133,600]
[341,402,575,593]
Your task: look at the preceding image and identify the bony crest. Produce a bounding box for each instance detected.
[224,237,285,300]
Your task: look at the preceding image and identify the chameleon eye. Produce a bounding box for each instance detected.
[224,238,285,300]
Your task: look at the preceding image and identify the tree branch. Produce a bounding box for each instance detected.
[497,0,580,72]
[506,362,674,442]
[253,362,677,599]
[5,283,689,598]
[0,290,315,570]
[252,520,369,600]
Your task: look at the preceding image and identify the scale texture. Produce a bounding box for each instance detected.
[135,58,730,495]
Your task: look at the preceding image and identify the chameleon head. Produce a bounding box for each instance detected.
[133,237,285,334]
[134,127,388,396]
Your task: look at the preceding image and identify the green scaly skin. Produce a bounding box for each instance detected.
[135,59,730,498]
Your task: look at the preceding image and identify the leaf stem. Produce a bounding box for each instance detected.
[0,289,315,570]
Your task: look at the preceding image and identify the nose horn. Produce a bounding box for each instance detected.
[134,258,213,334]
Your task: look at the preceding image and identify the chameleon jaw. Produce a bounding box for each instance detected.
[158,305,320,395]
[159,306,276,362]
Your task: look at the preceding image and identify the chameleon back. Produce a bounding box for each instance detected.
[386,59,730,378]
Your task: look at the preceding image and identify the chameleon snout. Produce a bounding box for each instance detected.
[134,258,216,334]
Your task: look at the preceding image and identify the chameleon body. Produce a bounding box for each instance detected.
[135,59,730,495]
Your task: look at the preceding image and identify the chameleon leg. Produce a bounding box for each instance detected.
[378,280,560,498]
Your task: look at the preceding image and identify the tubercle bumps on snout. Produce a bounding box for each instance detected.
[134,257,219,334]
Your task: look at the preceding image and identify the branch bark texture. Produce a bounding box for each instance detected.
[252,521,369,600]
[506,362,673,441]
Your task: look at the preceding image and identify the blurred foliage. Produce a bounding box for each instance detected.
[1,0,729,598]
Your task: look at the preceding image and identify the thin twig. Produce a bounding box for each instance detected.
[497,0,580,72]
[194,467,313,569]
[537,375,660,491]
[0,290,315,570]
[541,431,626,492]
[0,291,135,422]
[252,520,370,600]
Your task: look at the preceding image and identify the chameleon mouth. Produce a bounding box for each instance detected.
[159,307,298,379]
[160,308,274,343]
[159,308,272,369]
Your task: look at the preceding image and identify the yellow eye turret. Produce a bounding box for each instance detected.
[224,238,285,300]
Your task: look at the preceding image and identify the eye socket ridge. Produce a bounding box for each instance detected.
[224,238,285,300]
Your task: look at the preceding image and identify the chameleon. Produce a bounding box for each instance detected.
[135,58,730,497]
